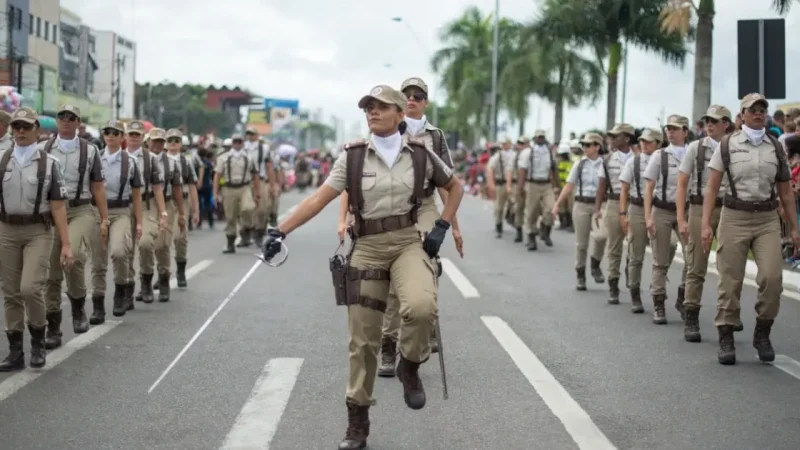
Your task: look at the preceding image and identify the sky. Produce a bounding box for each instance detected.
[62,0,800,142]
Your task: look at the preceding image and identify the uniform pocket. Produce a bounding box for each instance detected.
[25,175,48,203]
[361,175,377,191]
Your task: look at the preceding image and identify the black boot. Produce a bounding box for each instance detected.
[44,311,63,349]
[675,285,686,321]
[176,259,188,288]
[495,222,503,238]
[0,331,25,372]
[69,296,90,333]
[652,294,667,324]
[540,225,553,247]
[140,273,155,303]
[396,355,426,410]
[112,284,127,317]
[89,295,105,325]
[377,337,397,378]
[125,282,135,311]
[514,227,523,243]
[590,257,605,283]
[684,307,701,342]
[565,213,574,232]
[252,229,264,248]
[527,233,538,251]
[339,400,369,450]
[753,318,776,362]
[236,228,252,247]
[158,272,171,302]
[223,235,236,254]
[28,325,46,369]
[717,325,736,365]
[207,210,214,229]
[630,286,644,314]
[269,213,278,227]
[608,278,620,305]
[576,267,587,291]
[558,213,568,230]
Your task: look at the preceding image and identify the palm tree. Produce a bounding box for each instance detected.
[660,0,798,122]
[532,0,688,130]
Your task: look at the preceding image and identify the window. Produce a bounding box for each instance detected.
[52,24,57,43]
[36,17,41,38]
[44,20,49,41]
[28,14,32,35]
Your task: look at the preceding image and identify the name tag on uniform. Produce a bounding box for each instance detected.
[362,172,376,177]
[730,149,749,154]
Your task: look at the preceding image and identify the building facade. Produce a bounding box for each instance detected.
[26,0,59,113]
[59,7,96,98]
[0,0,30,86]
[92,30,136,119]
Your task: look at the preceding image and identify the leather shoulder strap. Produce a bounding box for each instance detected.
[408,142,428,215]
[119,154,129,201]
[44,136,56,153]
[0,149,11,214]
[633,154,641,198]
[162,152,172,185]
[577,157,587,196]
[345,142,367,215]
[431,129,442,157]
[74,138,88,202]
[602,155,613,194]
[33,151,48,215]
[660,149,668,200]
[143,149,152,193]
[767,134,788,182]
[696,142,707,195]
[719,134,737,198]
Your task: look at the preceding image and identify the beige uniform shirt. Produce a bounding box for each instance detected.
[407,122,454,169]
[155,151,182,198]
[101,150,143,202]
[619,153,651,201]
[325,137,453,220]
[518,145,555,181]
[708,131,791,202]
[679,137,725,198]
[487,150,514,181]
[1,148,67,215]
[38,137,104,205]
[127,148,164,198]
[215,150,257,186]
[598,149,634,197]
[643,147,684,203]
[0,133,12,152]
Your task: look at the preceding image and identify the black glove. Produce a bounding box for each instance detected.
[422,219,450,258]
[262,229,286,261]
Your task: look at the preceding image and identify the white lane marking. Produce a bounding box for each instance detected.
[148,260,262,393]
[481,316,617,450]
[441,257,480,298]
[771,355,800,381]
[0,320,121,403]
[219,358,304,450]
[171,259,213,289]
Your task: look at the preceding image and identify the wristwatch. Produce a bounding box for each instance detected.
[161,211,168,217]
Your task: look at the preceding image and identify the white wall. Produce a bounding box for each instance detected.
[91,30,136,119]
[28,0,59,70]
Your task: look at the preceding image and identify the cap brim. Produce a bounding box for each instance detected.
[638,136,656,142]
[401,84,427,94]
[358,94,398,109]
[702,114,728,121]
[57,109,80,117]
[744,99,769,110]
[12,118,36,125]
[666,122,685,128]
[579,140,598,145]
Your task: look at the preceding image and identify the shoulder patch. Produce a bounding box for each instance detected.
[344,139,368,151]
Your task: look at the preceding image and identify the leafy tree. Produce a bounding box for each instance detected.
[134,82,237,136]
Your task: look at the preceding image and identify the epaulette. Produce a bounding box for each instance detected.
[407,137,426,148]
[343,139,368,151]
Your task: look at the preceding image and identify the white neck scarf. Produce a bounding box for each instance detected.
[405,115,426,136]
[57,135,79,153]
[742,124,765,145]
[229,148,243,158]
[105,147,122,165]
[668,144,687,162]
[371,132,402,167]
[13,142,38,167]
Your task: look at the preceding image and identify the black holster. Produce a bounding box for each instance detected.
[330,254,349,306]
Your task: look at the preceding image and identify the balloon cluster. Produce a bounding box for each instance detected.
[0,86,23,113]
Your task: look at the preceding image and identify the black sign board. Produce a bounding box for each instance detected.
[737,19,786,99]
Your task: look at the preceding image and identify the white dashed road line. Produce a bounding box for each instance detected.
[440,257,480,298]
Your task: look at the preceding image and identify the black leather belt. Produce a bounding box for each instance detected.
[68,198,92,208]
[0,213,52,225]
[574,196,595,204]
[107,199,130,209]
[723,195,778,212]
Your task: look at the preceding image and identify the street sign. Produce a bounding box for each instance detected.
[737,19,785,99]
[263,98,300,113]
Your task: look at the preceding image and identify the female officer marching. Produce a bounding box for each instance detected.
[262,85,463,450]
[701,93,800,365]
[0,107,72,371]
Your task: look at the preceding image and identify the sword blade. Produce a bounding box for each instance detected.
[435,318,448,400]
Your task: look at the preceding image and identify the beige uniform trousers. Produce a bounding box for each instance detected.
[715,208,782,327]
[381,198,439,340]
[493,187,510,225]
[94,208,133,286]
[154,202,176,275]
[590,202,607,261]
[269,190,281,219]
[222,185,254,237]
[572,201,605,269]
[650,207,687,297]
[524,182,555,234]
[626,204,649,288]
[347,226,437,406]
[44,204,95,312]
[513,185,525,228]
[89,209,107,296]
[560,191,574,214]
[0,222,52,331]
[138,201,168,275]
[173,199,188,261]
[250,181,270,231]
[603,200,626,280]
[683,204,721,308]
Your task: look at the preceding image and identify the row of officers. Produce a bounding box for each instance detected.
[486,93,800,366]
[0,105,207,372]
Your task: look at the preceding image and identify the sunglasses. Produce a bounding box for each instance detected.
[581,143,597,148]
[747,106,767,114]
[103,129,121,137]
[127,132,142,137]
[166,137,182,144]
[232,139,243,144]
[405,92,427,102]
[11,122,34,131]
[57,113,78,122]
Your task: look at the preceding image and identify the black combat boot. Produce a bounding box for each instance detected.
[514,227,523,243]
[125,282,135,311]
[89,295,105,325]
[652,294,667,324]
[495,222,503,238]
[396,355,426,410]
[112,284,127,317]
[68,296,90,333]
[377,337,396,378]
[675,285,686,321]
[158,272,171,302]
[684,307,701,342]
[734,319,744,332]
[269,213,278,228]
[565,213,574,232]
[223,235,236,254]
[527,233,538,251]
[753,318,776,362]
[28,325,46,369]
[176,259,188,288]
[430,325,439,354]
[140,273,155,303]
[252,229,264,248]
[339,400,369,450]
[608,278,620,305]
[236,228,252,247]
[540,225,553,247]
[44,311,63,349]
[558,213,568,230]
[590,257,605,283]
[0,331,25,372]
[717,325,736,365]
[576,267,587,291]
[630,286,644,313]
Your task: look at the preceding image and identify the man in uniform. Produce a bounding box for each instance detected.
[172,132,200,287]
[40,104,108,350]
[517,130,558,251]
[487,141,511,237]
[212,134,261,253]
[243,127,278,247]
[506,137,528,242]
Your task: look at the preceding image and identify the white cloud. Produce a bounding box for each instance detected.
[62,0,800,142]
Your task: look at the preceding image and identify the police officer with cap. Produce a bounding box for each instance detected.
[488,140,512,237]
[243,126,279,247]
[39,104,108,349]
[170,129,200,288]
[702,93,800,365]
[0,107,72,371]
[506,136,528,241]
[517,130,558,250]
[213,133,261,253]
[262,84,463,450]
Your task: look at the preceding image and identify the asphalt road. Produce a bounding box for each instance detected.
[1,189,799,450]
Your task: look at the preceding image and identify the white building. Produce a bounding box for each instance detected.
[91,30,135,119]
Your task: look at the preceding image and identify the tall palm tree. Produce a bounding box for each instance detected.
[660,0,798,122]
[532,0,688,130]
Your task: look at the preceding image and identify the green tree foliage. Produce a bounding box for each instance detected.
[134,82,238,136]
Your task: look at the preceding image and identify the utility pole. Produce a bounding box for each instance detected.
[7,6,13,87]
[114,54,125,119]
[489,0,500,142]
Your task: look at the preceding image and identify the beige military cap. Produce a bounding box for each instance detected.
[608,123,635,135]
[665,114,690,128]
[638,128,663,143]
[580,132,604,145]
[357,85,406,111]
[148,128,166,141]
[400,77,428,94]
[503,138,512,145]
[0,110,11,125]
[165,128,183,139]
[740,93,768,110]
[57,104,81,118]
[516,136,530,144]
[10,107,39,125]
[127,120,146,134]
[702,105,732,121]
[533,129,546,138]
[230,133,244,141]
[102,119,125,133]
[245,126,258,134]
